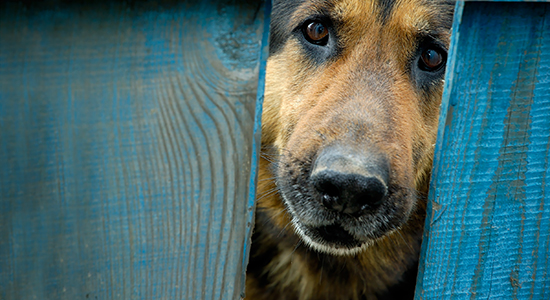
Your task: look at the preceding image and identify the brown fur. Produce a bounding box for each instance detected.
[246,1,454,299]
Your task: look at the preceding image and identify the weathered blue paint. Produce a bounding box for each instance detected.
[241,0,272,298]
[0,1,269,299]
[416,1,550,299]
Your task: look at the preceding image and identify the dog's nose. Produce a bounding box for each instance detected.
[312,171,387,214]
[310,146,389,215]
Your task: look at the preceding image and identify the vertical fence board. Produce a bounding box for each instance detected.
[416,2,550,299]
[0,1,269,299]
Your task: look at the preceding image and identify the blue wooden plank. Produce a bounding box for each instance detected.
[240,0,271,298]
[416,1,550,299]
[0,1,268,299]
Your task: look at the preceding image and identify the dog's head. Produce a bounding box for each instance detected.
[260,0,454,255]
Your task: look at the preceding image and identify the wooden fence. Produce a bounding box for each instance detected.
[416,1,550,298]
[0,0,548,299]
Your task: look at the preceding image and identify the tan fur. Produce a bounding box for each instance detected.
[246,0,452,299]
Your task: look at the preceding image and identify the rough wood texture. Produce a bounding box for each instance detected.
[0,1,269,299]
[416,1,550,299]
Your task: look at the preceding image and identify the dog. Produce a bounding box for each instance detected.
[246,1,454,299]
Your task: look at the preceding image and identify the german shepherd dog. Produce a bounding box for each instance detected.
[246,1,454,299]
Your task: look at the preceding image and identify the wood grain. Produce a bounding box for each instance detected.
[0,1,269,299]
[416,2,550,299]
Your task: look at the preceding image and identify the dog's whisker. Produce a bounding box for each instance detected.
[259,153,278,163]
[291,239,303,256]
[255,187,279,201]
[257,176,278,182]
[397,231,415,254]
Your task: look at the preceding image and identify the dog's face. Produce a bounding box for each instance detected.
[260,0,453,255]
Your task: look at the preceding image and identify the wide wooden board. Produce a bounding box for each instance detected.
[0,1,269,299]
[416,2,550,299]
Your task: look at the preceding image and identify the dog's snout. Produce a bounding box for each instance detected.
[310,146,390,215]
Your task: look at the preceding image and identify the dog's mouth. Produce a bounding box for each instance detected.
[279,176,413,255]
[289,206,404,255]
[308,224,363,248]
[290,217,381,255]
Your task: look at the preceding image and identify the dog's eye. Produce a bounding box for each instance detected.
[303,21,329,45]
[419,48,445,71]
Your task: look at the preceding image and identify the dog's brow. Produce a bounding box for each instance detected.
[290,0,337,26]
